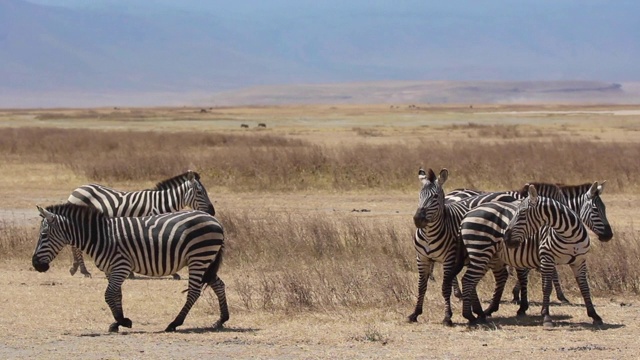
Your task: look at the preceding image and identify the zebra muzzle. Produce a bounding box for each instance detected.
[32,256,50,272]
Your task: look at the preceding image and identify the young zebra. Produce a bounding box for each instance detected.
[67,170,215,279]
[409,168,518,326]
[32,203,228,333]
[457,183,612,327]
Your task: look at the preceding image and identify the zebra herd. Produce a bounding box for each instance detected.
[30,168,612,333]
[410,168,612,328]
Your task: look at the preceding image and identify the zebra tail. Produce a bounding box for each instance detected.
[202,245,225,285]
[452,235,467,277]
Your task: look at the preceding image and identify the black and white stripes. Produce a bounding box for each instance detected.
[32,203,228,333]
[66,170,215,278]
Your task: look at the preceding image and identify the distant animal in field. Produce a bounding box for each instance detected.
[241,124,249,128]
[258,123,267,128]
[200,108,208,113]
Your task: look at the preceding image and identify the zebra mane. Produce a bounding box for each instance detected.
[555,183,594,196]
[46,203,106,219]
[151,171,201,191]
[519,182,564,202]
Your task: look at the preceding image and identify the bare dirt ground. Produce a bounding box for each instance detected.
[1,104,640,359]
[2,260,640,359]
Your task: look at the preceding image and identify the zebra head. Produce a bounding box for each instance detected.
[183,170,215,216]
[504,185,541,248]
[32,206,68,272]
[578,181,613,242]
[413,168,448,228]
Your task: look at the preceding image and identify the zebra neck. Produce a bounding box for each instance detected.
[69,217,112,255]
[540,202,587,242]
[149,185,187,213]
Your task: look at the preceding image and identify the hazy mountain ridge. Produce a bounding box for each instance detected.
[1,0,639,107]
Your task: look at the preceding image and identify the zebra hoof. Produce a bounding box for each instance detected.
[212,320,226,330]
[442,318,453,327]
[516,310,527,317]
[172,274,181,280]
[165,319,182,332]
[119,318,132,328]
[109,322,120,333]
[83,273,92,278]
[593,318,604,326]
[407,313,420,323]
[69,267,77,276]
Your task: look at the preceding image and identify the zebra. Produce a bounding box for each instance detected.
[445,183,573,305]
[67,170,215,279]
[32,203,228,333]
[508,181,611,305]
[409,168,519,326]
[456,183,612,327]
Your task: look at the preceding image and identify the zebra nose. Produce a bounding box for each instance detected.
[598,226,613,242]
[413,211,427,228]
[32,255,50,273]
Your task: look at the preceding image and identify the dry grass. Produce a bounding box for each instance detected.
[2,104,640,358]
[1,127,640,192]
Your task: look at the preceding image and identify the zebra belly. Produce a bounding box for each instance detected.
[497,238,541,270]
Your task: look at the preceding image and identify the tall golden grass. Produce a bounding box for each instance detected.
[2,126,639,312]
[1,127,639,192]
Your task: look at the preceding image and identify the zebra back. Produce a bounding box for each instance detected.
[67,170,215,217]
[34,203,224,276]
[505,185,592,248]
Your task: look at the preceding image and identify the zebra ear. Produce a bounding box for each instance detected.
[528,184,538,205]
[37,205,56,223]
[187,170,196,183]
[418,168,429,185]
[588,181,599,199]
[598,180,606,195]
[437,168,449,186]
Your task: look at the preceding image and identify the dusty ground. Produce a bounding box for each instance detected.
[1,104,640,359]
[2,260,640,359]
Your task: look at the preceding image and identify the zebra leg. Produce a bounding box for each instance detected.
[484,263,509,317]
[539,257,555,328]
[515,268,530,316]
[165,269,205,332]
[104,270,132,333]
[69,246,92,278]
[551,266,570,304]
[209,277,230,329]
[441,256,458,326]
[570,260,603,326]
[408,256,434,322]
[452,276,462,299]
[511,267,528,304]
[462,261,490,325]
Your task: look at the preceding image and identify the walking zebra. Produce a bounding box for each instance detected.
[409,168,518,325]
[32,203,228,333]
[67,170,215,279]
[456,183,612,327]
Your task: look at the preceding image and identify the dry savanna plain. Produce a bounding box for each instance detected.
[2,103,640,359]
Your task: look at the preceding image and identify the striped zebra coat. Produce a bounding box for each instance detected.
[409,168,518,326]
[67,170,215,278]
[456,183,612,327]
[32,203,228,333]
